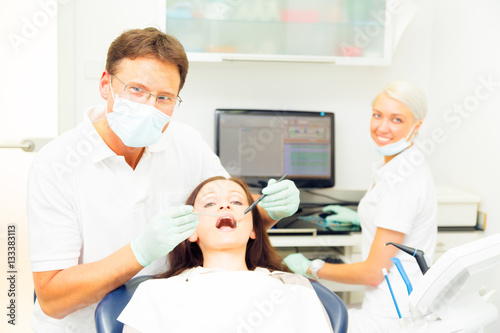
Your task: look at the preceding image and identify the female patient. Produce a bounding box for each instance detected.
[118,176,333,333]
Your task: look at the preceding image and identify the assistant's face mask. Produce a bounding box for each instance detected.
[371,124,418,156]
[106,82,171,148]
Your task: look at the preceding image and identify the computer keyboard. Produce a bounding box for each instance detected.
[324,257,344,264]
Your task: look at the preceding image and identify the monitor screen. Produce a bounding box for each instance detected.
[215,109,335,188]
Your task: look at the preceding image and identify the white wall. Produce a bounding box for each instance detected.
[0,0,58,332]
[428,0,500,235]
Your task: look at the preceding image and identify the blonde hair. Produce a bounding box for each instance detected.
[376,80,427,120]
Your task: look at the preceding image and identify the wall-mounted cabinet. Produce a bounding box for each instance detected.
[165,0,392,65]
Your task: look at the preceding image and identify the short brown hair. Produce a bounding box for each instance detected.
[156,176,290,279]
[105,27,189,91]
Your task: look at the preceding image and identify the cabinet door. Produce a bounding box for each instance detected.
[165,0,392,65]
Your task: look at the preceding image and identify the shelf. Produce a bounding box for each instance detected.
[166,16,386,27]
[269,233,362,248]
[166,0,391,65]
[187,53,389,66]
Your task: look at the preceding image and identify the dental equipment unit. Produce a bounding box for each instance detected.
[385,242,431,275]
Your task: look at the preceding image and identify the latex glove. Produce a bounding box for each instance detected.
[258,179,300,220]
[131,205,198,267]
[283,253,313,278]
[322,205,359,225]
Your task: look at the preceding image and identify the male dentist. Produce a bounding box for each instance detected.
[27,27,300,332]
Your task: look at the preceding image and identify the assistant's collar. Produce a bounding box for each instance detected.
[373,145,421,183]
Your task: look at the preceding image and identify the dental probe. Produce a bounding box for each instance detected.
[237,174,288,222]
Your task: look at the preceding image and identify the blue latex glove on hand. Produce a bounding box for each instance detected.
[258,179,300,220]
[322,205,359,225]
[131,205,198,267]
[283,253,313,278]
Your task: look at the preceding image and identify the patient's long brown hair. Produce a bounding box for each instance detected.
[156,176,289,279]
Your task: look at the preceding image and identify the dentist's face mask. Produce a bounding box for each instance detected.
[106,80,171,148]
[371,124,418,156]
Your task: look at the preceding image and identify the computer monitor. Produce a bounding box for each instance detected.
[215,109,335,189]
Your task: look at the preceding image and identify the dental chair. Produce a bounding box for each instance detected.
[311,280,349,333]
[95,276,348,333]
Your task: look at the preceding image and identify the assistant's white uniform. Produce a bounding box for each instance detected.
[27,105,229,333]
[119,267,333,333]
[348,145,437,333]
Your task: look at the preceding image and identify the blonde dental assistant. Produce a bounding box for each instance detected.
[284,81,437,333]
[27,28,300,333]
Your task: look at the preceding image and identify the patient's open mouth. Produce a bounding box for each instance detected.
[216,215,237,229]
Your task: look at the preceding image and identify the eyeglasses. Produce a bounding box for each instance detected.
[110,74,182,110]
